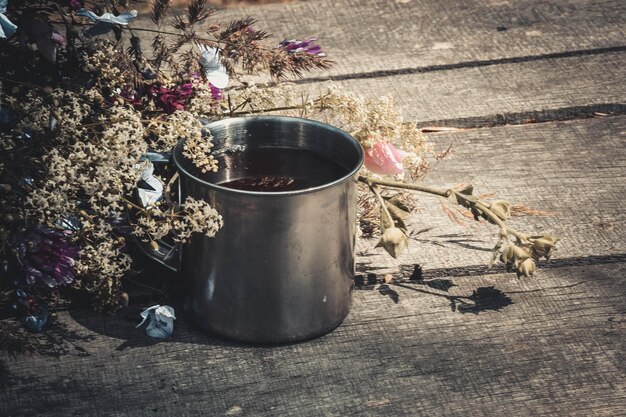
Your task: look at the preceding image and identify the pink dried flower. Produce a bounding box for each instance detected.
[364,142,407,175]
[51,31,67,46]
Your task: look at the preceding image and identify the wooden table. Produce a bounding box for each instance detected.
[2,0,625,415]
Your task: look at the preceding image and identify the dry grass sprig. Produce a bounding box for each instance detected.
[151,0,172,26]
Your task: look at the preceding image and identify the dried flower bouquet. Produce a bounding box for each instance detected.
[0,0,557,353]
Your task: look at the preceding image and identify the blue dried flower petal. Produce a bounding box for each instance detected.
[23,310,48,332]
[76,8,138,25]
[136,305,176,339]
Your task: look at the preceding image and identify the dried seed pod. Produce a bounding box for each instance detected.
[529,235,559,260]
[517,258,536,277]
[375,227,408,259]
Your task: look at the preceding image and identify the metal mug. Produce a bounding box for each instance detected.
[166,116,364,344]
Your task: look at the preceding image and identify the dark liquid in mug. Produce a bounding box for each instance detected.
[214,147,350,192]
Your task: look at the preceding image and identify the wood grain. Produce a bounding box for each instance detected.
[289,50,626,125]
[1,117,624,417]
[1,1,624,415]
[131,0,626,125]
[132,0,626,77]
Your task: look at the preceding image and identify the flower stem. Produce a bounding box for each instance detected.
[360,178,395,229]
[358,176,449,198]
[358,175,528,242]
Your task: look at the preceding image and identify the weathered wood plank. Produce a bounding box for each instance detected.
[134,0,626,77]
[133,0,626,125]
[291,50,626,125]
[1,263,623,416]
[132,1,626,126]
[1,117,624,417]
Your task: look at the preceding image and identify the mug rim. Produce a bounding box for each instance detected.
[172,116,364,196]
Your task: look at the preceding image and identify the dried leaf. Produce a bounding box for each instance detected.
[385,202,410,219]
[488,200,511,221]
[453,183,474,196]
[511,204,559,217]
[439,198,468,227]
[448,190,478,207]
[380,211,394,230]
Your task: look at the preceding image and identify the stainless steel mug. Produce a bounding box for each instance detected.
[171,116,364,343]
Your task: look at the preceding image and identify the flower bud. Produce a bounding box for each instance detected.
[517,258,536,277]
[530,235,559,260]
[375,227,408,259]
[500,244,515,265]
[501,244,529,264]
[511,245,530,261]
[120,292,129,308]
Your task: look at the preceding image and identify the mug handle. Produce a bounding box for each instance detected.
[134,151,181,273]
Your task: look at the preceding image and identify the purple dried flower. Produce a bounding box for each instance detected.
[209,83,223,101]
[13,226,80,288]
[69,0,83,11]
[278,37,326,57]
[148,83,194,113]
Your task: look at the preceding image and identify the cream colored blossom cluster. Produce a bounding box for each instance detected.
[51,89,94,137]
[32,105,147,218]
[217,83,430,177]
[175,197,223,242]
[146,110,204,152]
[133,205,172,241]
[187,83,222,118]
[76,222,132,310]
[133,197,223,243]
[24,104,146,307]
[14,91,49,135]
[316,84,428,157]
[182,128,218,173]
[80,42,128,91]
